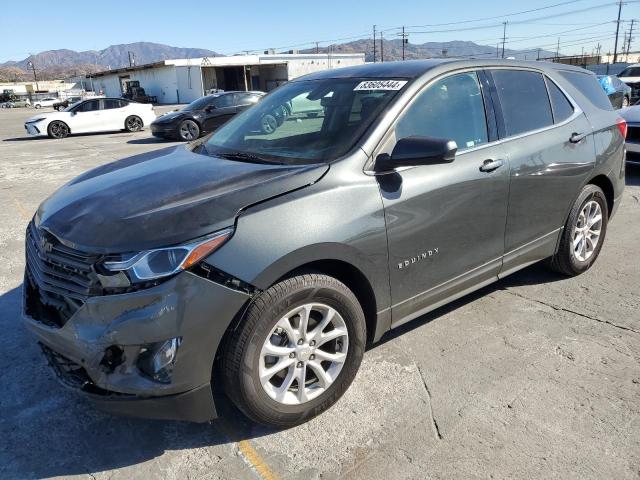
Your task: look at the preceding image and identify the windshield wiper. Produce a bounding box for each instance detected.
[213,151,283,165]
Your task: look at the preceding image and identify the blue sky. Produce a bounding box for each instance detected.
[0,0,636,62]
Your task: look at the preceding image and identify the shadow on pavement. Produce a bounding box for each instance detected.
[127,137,176,145]
[0,285,275,479]
[373,261,566,348]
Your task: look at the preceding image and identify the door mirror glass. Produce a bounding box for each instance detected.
[375,136,457,172]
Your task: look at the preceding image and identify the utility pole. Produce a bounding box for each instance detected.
[537,48,541,60]
[27,60,39,91]
[315,42,319,54]
[128,51,135,67]
[613,0,623,64]
[400,26,409,61]
[627,19,635,55]
[501,21,507,58]
[373,25,377,63]
[556,37,561,59]
[496,43,499,58]
[381,32,384,62]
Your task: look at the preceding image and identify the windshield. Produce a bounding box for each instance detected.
[619,67,640,77]
[183,95,218,112]
[204,78,406,164]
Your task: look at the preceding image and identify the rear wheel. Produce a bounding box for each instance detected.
[47,121,69,139]
[178,119,200,141]
[222,274,366,427]
[34,104,41,109]
[124,115,143,132]
[547,184,608,276]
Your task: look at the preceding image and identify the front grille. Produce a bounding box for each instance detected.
[627,125,640,143]
[25,223,102,327]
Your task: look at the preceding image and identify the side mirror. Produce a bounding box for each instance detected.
[374,136,457,172]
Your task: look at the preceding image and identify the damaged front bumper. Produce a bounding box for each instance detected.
[23,271,250,422]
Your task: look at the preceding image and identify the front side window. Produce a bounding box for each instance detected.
[214,94,235,108]
[205,78,405,164]
[395,72,488,150]
[75,100,100,112]
[491,70,553,137]
[183,95,218,112]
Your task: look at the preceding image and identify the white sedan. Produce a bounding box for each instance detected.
[24,98,156,139]
[32,97,58,109]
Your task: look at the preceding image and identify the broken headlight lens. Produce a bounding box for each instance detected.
[102,228,233,283]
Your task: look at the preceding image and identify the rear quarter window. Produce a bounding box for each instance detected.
[559,71,613,111]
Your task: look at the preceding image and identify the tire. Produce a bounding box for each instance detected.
[260,114,277,134]
[547,184,608,276]
[34,104,41,109]
[622,95,630,108]
[124,115,143,132]
[177,119,200,141]
[47,120,70,139]
[222,273,366,427]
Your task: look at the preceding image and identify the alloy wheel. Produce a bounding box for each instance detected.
[49,121,69,139]
[573,200,602,262]
[126,116,143,131]
[259,303,349,405]
[180,120,198,140]
[260,115,277,134]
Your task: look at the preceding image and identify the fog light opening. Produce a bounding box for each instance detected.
[100,346,125,373]
[137,337,182,383]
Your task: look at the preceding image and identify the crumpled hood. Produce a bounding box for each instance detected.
[36,145,328,253]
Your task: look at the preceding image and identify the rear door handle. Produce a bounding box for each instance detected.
[479,159,504,172]
[570,132,586,143]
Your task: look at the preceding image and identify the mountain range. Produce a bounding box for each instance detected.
[0,40,556,83]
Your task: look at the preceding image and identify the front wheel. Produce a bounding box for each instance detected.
[124,115,143,132]
[222,274,366,427]
[34,104,41,109]
[177,119,200,141]
[547,184,608,276]
[622,96,630,108]
[47,120,69,139]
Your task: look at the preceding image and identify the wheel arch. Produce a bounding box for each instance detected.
[276,259,379,344]
[587,174,614,215]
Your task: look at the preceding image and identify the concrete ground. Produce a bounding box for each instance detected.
[0,106,638,480]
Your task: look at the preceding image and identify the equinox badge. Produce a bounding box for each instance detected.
[398,248,439,269]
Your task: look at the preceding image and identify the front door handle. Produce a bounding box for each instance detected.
[479,159,504,172]
[570,132,586,143]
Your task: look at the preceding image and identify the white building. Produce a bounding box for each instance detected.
[78,53,365,104]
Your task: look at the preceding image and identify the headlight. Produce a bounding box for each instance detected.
[102,228,233,283]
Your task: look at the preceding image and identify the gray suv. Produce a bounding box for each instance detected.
[23,59,626,427]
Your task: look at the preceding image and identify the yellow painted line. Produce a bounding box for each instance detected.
[12,198,31,221]
[237,439,278,480]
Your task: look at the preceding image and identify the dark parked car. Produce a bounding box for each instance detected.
[598,75,632,108]
[53,96,83,111]
[151,91,264,141]
[23,60,626,428]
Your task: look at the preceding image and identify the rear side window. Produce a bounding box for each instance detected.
[545,78,574,123]
[491,70,553,137]
[103,99,125,109]
[395,72,488,150]
[559,71,613,111]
